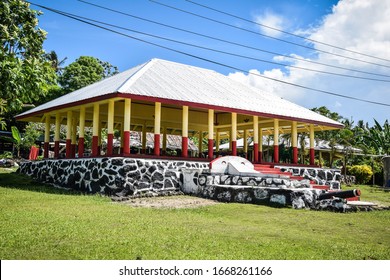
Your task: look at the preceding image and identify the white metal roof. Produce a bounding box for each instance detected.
[17,58,342,127]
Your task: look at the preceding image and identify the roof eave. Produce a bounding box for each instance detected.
[15,91,343,129]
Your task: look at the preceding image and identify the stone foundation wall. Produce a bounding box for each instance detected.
[181,169,350,211]
[19,158,209,196]
[274,165,342,189]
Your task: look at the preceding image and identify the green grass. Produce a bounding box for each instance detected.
[0,169,389,260]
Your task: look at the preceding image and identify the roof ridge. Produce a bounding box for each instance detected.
[117,59,157,92]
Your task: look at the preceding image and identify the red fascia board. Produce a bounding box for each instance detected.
[16,92,343,129]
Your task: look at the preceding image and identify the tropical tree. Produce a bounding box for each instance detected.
[0,99,6,129]
[0,0,56,113]
[362,119,390,156]
[44,50,67,74]
[59,56,118,93]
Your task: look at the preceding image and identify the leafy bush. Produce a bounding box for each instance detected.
[0,151,13,159]
[347,164,373,184]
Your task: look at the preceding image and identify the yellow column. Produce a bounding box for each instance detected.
[78,106,85,158]
[92,103,99,157]
[66,110,73,158]
[123,99,131,154]
[71,118,77,158]
[253,116,259,162]
[207,109,214,159]
[243,129,248,157]
[43,115,50,158]
[182,105,189,157]
[107,99,115,156]
[292,121,298,164]
[274,119,279,163]
[216,132,220,154]
[142,124,147,154]
[199,131,203,157]
[154,102,161,156]
[231,112,237,156]
[310,124,315,165]
[54,112,61,158]
[162,127,167,155]
[98,121,102,155]
[259,128,263,163]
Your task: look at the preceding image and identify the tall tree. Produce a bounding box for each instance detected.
[44,50,67,74]
[0,0,56,113]
[59,56,118,93]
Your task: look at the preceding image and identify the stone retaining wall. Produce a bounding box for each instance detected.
[274,165,342,189]
[19,158,209,196]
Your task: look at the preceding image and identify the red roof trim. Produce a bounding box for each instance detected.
[16,92,343,129]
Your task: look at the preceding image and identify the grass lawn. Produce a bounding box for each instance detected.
[0,168,389,260]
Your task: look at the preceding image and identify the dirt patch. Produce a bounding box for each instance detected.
[116,195,219,209]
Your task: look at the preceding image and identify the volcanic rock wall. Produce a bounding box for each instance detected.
[274,165,342,189]
[19,157,209,196]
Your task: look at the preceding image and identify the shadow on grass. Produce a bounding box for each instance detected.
[0,171,84,196]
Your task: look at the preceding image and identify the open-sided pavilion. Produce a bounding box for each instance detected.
[16,58,343,165]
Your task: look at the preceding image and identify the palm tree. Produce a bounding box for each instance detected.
[45,50,67,74]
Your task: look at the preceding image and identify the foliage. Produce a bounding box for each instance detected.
[0,171,389,260]
[59,56,118,93]
[44,50,67,74]
[0,0,56,112]
[0,151,13,159]
[7,124,41,157]
[347,165,374,184]
[10,126,21,157]
[361,119,390,156]
[21,122,42,150]
[0,99,6,129]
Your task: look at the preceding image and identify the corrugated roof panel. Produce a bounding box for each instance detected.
[16,58,342,127]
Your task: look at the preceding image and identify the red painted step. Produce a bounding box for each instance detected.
[346,196,360,201]
[312,185,330,190]
[289,175,305,180]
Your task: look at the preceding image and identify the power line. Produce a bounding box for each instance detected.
[39,6,390,83]
[149,0,390,69]
[28,2,390,107]
[78,0,390,79]
[185,0,390,64]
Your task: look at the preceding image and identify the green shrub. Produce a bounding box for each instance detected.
[347,164,373,184]
[0,151,13,159]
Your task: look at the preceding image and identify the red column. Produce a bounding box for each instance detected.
[107,133,114,156]
[259,151,263,163]
[78,137,84,158]
[274,145,279,163]
[44,142,49,158]
[154,134,160,156]
[71,144,76,158]
[253,143,259,163]
[293,147,298,164]
[92,136,98,157]
[208,139,214,159]
[182,136,188,157]
[231,141,237,156]
[54,141,60,158]
[123,131,130,154]
[310,148,315,165]
[66,139,72,159]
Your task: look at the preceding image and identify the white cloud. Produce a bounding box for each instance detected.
[230,0,390,125]
[253,10,287,38]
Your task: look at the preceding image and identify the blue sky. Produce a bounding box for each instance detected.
[30,0,389,125]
